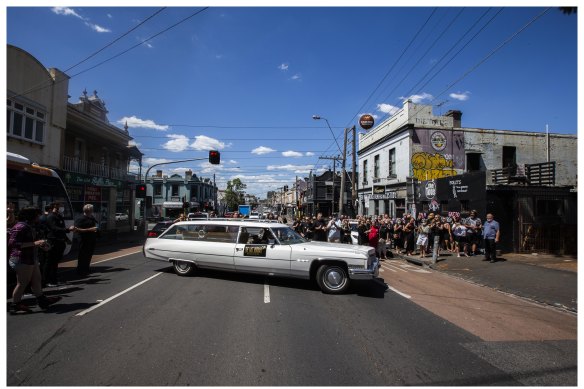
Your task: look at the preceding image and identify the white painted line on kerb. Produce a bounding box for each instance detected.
[264,283,270,303]
[76,273,162,317]
[387,286,411,299]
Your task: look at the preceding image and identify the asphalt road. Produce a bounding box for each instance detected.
[7,252,577,386]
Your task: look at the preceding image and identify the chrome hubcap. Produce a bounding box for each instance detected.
[324,267,346,289]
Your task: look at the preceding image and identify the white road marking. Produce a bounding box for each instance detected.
[387,263,408,272]
[387,286,411,299]
[381,264,397,272]
[75,273,162,317]
[264,283,270,303]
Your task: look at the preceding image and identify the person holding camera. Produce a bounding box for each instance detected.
[8,207,61,314]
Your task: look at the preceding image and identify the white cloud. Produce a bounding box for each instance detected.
[401,92,434,104]
[52,7,111,33]
[163,134,190,152]
[86,22,111,33]
[267,164,315,174]
[107,13,113,19]
[290,74,301,81]
[229,160,237,164]
[278,63,289,71]
[128,140,141,147]
[143,157,173,166]
[305,152,315,157]
[251,146,276,155]
[376,104,399,115]
[118,116,169,131]
[191,135,226,150]
[282,150,303,157]
[52,7,83,19]
[449,91,470,101]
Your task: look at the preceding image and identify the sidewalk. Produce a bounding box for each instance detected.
[388,249,577,312]
[62,230,146,263]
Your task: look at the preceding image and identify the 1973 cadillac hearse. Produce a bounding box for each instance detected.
[143,220,379,294]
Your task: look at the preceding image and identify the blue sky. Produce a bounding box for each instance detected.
[5,6,578,197]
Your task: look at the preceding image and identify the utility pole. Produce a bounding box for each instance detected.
[339,128,348,216]
[319,155,341,217]
[351,125,356,216]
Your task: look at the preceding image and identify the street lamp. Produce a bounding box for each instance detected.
[313,115,346,216]
[312,115,342,155]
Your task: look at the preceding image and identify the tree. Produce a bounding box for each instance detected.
[224,178,247,210]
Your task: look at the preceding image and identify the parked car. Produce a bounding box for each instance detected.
[143,220,379,294]
[115,213,129,221]
[187,212,209,220]
[249,212,260,219]
[147,220,175,238]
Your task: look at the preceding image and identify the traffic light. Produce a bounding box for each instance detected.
[136,184,147,198]
[209,150,220,165]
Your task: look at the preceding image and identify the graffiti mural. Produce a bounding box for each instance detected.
[411,152,457,180]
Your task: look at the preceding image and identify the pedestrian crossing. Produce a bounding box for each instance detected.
[379,260,431,274]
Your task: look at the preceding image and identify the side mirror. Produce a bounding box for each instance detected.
[268,239,276,246]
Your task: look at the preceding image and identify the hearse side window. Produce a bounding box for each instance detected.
[159,224,236,242]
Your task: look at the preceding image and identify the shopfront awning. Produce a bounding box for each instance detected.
[163,201,184,209]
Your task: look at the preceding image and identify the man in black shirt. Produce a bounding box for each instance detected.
[313,212,327,242]
[75,204,99,276]
[44,202,74,286]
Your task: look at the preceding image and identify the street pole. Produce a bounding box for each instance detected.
[339,127,348,216]
[351,125,356,216]
[142,157,208,237]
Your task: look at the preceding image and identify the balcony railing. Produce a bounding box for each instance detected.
[62,155,135,181]
[491,162,556,186]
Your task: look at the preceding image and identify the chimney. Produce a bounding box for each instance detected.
[156,170,163,177]
[445,110,462,128]
[185,169,193,180]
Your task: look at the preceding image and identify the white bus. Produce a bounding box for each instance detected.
[7,152,75,254]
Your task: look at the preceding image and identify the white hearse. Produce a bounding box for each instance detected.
[143,220,380,294]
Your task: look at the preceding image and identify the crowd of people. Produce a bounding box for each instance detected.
[291,210,499,262]
[7,202,100,314]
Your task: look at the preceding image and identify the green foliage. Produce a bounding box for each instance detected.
[224,178,247,210]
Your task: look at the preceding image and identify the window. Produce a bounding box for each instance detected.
[172,184,179,197]
[388,148,396,176]
[363,160,368,183]
[374,155,380,178]
[503,146,516,168]
[154,184,162,197]
[467,153,481,171]
[7,98,46,144]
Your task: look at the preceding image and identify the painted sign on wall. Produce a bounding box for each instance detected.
[411,129,465,181]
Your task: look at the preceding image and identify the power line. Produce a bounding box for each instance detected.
[11,7,208,100]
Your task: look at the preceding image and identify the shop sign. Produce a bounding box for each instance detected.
[62,172,122,189]
[373,185,385,194]
[359,114,375,130]
[85,186,101,202]
[370,192,397,200]
[425,181,436,199]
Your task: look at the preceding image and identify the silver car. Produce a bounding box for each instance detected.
[143,220,379,294]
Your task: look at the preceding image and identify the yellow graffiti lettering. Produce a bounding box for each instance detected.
[411,152,457,181]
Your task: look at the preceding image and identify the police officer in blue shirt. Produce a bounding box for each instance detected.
[482,213,500,263]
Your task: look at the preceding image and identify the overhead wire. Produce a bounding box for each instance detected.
[11,7,208,100]
[11,7,167,100]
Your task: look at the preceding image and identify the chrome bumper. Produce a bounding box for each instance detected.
[348,258,380,280]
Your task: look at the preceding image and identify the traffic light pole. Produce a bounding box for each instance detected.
[142,154,218,237]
